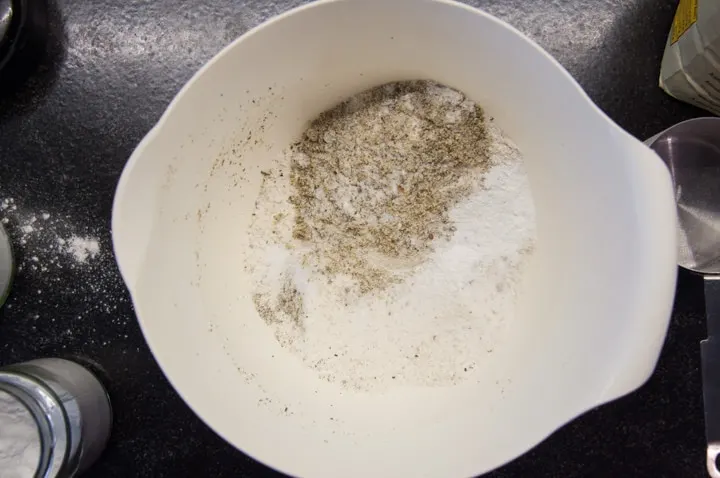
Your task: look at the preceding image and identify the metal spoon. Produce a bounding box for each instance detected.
[0,222,11,307]
[0,0,12,46]
[647,117,720,478]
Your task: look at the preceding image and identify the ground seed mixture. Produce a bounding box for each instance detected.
[289,81,491,292]
[246,80,536,391]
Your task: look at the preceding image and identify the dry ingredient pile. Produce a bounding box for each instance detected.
[289,81,491,292]
[246,80,536,392]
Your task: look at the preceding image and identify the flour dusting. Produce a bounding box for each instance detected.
[66,236,100,263]
[0,198,125,324]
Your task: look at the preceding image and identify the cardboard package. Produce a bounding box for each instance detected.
[660,0,720,114]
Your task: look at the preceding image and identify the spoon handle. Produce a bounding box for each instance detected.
[0,223,11,308]
[701,276,720,477]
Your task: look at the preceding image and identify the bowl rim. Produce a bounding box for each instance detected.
[111,0,677,476]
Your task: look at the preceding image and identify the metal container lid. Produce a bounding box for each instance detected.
[0,222,12,306]
[0,388,41,477]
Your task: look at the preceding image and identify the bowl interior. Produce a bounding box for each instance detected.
[115,1,672,476]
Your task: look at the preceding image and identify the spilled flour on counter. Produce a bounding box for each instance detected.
[245,81,536,392]
[65,236,101,263]
[1,199,102,266]
[0,197,128,330]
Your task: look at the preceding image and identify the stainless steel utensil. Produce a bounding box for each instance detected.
[0,0,11,44]
[647,117,720,478]
[0,222,11,307]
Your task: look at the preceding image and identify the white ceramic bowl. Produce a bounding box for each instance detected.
[112,1,678,476]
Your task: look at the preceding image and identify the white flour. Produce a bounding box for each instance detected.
[0,391,40,478]
[66,236,100,263]
[0,199,102,265]
[247,121,536,392]
[0,198,126,326]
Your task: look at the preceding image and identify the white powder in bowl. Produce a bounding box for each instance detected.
[245,84,536,392]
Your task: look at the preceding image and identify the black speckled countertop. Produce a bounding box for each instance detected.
[0,0,710,476]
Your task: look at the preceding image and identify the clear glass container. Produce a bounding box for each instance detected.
[0,358,112,477]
